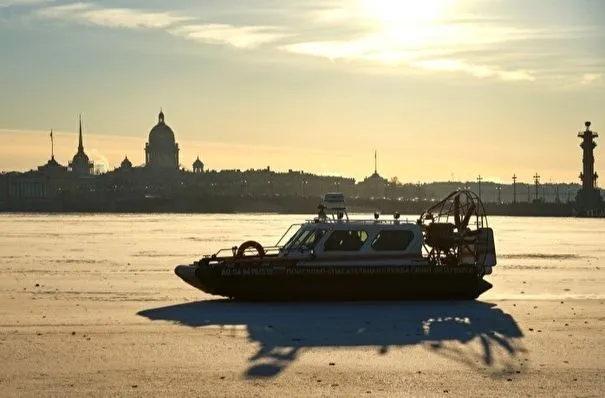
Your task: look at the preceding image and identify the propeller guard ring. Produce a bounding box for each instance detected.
[419,189,487,230]
[418,189,488,266]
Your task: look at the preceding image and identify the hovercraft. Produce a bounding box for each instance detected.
[175,189,496,300]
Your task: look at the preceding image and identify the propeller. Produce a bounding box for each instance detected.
[453,195,461,228]
[460,203,476,230]
[453,193,476,232]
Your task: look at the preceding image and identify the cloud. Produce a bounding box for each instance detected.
[0,0,51,7]
[580,73,603,85]
[37,2,192,29]
[88,148,109,172]
[170,24,290,49]
[36,2,288,50]
[280,26,538,81]
[279,8,546,80]
[278,2,604,83]
[37,2,87,16]
[410,59,535,82]
[28,1,605,84]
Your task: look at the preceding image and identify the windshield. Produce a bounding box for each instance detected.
[276,224,303,247]
[283,227,326,251]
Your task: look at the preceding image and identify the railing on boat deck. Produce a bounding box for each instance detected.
[200,217,423,263]
[203,245,283,260]
[303,218,418,225]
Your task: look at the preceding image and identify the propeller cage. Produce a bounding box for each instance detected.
[419,189,489,267]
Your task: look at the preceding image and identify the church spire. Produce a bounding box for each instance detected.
[374,150,377,175]
[78,114,84,153]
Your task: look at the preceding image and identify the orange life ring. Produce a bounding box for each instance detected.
[236,240,265,257]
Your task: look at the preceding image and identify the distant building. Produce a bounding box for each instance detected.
[145,110,180,169]
[357,172,388,199]
[38,156,68,176]
[193,156,204,174]
[120,155,133,170]
[1,154,73,209]
[356,151,388,198]
[575,121,602,214]
[68,115,94,176]
[0,109,379,212]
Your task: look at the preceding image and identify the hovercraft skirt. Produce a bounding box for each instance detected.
[175,264,492,301]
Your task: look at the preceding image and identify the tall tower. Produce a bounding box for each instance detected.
[533,173,540,202]
[374,150,378,175]
[78,114,84,153]
[512,174,517,204]
[68,114,94,176]
[578,121,598,190]
[575,121,602,213]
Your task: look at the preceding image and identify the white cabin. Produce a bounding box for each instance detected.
[276,193,427,266]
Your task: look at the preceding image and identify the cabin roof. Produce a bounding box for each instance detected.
[302,218,421,230]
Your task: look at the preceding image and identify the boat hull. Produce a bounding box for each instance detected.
[175,264,492,301]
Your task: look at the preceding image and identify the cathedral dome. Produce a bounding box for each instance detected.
[148,110,175,149]
[193,156,204,169]
[71,151,90,165]
[120,155,132,169]
[192,156,204,173]
[145,109,180,169]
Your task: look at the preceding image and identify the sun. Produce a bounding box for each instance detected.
[358,0,456,27]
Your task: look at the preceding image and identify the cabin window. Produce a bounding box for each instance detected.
[371,230,415,251]
[276,223,302,247]
[283,228,307,249]
[301,229,327,249]
[284,228,326,250]
[323,230,368,252]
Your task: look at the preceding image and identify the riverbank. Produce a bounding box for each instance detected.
[0,194,582,217]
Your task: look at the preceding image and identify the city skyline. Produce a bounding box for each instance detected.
[1,0,604,182]
[0,112,601,185]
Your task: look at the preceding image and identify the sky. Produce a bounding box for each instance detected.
[0,0,604,184]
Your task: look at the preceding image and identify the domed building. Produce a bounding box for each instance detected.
[68,115,94,176]
[38,155,68,176]
[356,151,388,198]
[120,155,132,170]
[193,156,204,173]
[145,110,179,169]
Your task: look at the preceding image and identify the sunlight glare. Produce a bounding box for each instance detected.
[359,0,457,27]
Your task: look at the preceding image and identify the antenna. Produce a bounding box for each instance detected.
[50,129,54,159]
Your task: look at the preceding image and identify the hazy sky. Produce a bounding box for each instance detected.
[1,0,604,183]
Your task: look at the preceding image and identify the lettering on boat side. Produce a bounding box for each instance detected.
[219,266,477,277]
[220,268,275,276]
